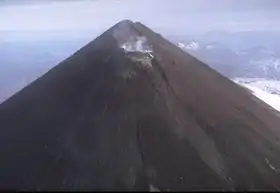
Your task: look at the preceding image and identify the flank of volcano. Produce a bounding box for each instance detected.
[1,20,280,191]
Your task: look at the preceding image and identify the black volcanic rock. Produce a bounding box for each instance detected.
[1,20,280,191]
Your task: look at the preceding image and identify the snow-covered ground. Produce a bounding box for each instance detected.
[178,41,200,51]
[233,78,280,112]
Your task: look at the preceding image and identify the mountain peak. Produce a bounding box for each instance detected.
[104,20,154,59]
[108,20,138,40]
[115,19,135,27]
[108,20,146,50]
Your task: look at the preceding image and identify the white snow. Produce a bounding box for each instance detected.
[178,41,199,51]
[178,42,186,49]
[245,85,280,112]
[234,78,280,112]
[186,41,199,50]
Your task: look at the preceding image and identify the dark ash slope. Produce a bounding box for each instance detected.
[1,20,280,191]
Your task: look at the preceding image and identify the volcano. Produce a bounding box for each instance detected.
[1,20,280,191]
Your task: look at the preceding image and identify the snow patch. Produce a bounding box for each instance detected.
[178,42,186,49]
[234,78,280,112]
[178,41,200,51]
[185,41,199,50]
[245,85,280,112]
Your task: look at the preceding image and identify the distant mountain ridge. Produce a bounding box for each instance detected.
[177,39,280,79]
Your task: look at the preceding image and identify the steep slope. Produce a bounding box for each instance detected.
[1,20,280,191]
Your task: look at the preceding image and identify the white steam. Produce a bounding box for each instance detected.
[119,35,154,72]
[121,36,153,54]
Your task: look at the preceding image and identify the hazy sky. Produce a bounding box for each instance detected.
[0,0,280,39]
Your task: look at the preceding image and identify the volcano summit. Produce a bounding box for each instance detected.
[1,20,280,191]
